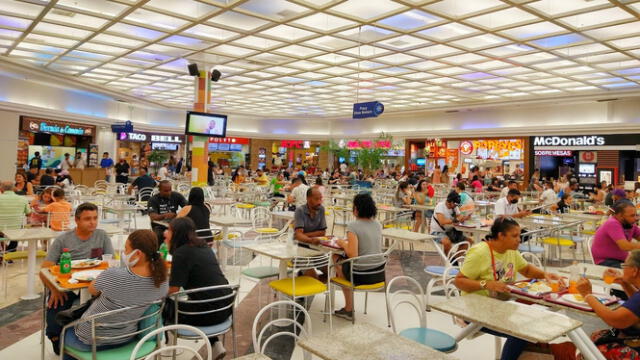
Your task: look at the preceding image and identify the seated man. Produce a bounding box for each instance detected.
[148,180,186,245]
[431,191,472,255]
[592,201,640,268]
[254,168,269,186]
[500,180,518,199]
[42,188,73,231]
[294,187,327,277]
[39,203,114,354]
[0,181,31,259]
[287,177,309,211]
[127,167,156,199]
[494,189,531,218]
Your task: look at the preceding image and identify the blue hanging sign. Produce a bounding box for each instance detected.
[353,101,384,119]
[111,120,134,133]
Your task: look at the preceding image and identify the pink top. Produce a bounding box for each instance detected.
[471,180,483,193]
[592,217,640,264]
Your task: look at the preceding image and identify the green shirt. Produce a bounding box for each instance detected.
[460,241,527,297]
[0,191,31,230]
[271,178,283,194]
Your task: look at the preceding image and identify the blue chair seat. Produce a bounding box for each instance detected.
[399,327,457,352]
[64,340,156,360]
[424,266,459,276]
[177,316,233,337]
[518,244,544,253]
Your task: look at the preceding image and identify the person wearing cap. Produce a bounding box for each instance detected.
[592,201,640,268]
[431,191,472,254]
[494,189,531,218]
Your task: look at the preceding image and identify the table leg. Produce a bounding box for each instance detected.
[454,322,483,342]
[22,239,40,300]
[220,225,229,269]
[41,286,47,360]
[276,259,289,321]
[568,328,606,360]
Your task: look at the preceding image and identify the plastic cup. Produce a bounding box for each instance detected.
[549,281,560,292]
[102,254,113,262]
[603,274,616,284]
[568,280,578,294]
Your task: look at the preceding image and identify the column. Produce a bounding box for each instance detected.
[191,69,210,186]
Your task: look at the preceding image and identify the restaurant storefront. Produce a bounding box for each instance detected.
[337,139,405,170]
[208,136,250,170]
[531,134,640,189]
[406,137,529,181]
[117,132,185,175]
[272,140,324,171]
[18,116,95,170]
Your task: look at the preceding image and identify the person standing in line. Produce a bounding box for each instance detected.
[100,152,114,182]
[29,151,43,170]
[73,151,85,169]
[114,158,130,184]
[60,153,73,171]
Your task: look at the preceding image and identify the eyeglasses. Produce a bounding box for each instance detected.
[621,263,635,268]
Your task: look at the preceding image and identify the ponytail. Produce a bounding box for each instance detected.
[127,230,168,288]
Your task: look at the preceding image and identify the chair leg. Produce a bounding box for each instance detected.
[351,289,355,324]
[364,292,368,315]
[425,278,436,311]
[494,336,502,360]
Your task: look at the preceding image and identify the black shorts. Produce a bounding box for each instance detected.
[342,261,385,286]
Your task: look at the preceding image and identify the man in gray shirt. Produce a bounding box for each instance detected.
[39,203,114,355]
[294,187,327,245]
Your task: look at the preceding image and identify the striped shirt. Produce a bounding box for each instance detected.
[75,267,168,345]
[0,191,30,231]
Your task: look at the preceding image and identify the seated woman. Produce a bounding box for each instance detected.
[393,181,412,208]
[29,187,53,225]
[164,217,232,360]
[576,250,640,359]
[454,217,562,360]
[64,230,167,359]
[14,172,34,195]
[333,193,384,321]
[550,193,572,214]
[177,187,213,242]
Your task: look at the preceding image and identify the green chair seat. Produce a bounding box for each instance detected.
[254,201,271,207]
[242,266,280,279]
[65,340,156,360]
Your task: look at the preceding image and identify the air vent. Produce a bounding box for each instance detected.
[51,9,76,17]
[445,110,459,113]
[277,9,298,19]
[389,39,409,47]
[597,98,618,102]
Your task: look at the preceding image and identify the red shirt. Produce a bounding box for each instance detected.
[427,185,435,198]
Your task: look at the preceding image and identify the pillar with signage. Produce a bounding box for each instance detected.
[191,69,211,186]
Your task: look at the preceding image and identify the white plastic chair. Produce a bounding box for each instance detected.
[424,240,470,310]
[252,300,311,359]
[130,324,211,360]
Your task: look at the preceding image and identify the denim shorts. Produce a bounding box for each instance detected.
[431,231,446,243]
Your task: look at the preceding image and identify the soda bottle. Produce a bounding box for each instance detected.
[159,242,168,260]
[60,248,72,274]
[568,261,579,294]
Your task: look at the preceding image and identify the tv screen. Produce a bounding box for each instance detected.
[416,158,426,166]
[185,111,227,137]
[152,142,178,151]
[579,164,596,174]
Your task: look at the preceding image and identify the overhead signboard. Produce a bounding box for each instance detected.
[21,116,95,136]
[353,101,384,119]
[111,120,133,133]
[534,150,573,156]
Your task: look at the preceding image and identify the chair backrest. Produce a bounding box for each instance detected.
[251,207,271,229]
[586,236,595,264]
[520,251,542,269]
[137,187,155,202]
[346,252,388,285]
[131,324,210,360]
[61,300,164,358]
[385,276,426,333]
[447,241,470,267]
[0,214,27,231]
[171,284,239,329]
[46,211,74,231]
[252,300,311,355]
[195,228,217,243]
[290,253,331,273]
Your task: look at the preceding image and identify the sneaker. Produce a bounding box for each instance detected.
[334,308,353,321]
[212,341,226,360]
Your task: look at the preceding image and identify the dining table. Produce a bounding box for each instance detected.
[431,294,605,360]
[211,215,252,268]
[3,227,58,300]
[297,322,458,360]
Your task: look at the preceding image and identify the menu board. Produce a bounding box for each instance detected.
[461,139,523,160]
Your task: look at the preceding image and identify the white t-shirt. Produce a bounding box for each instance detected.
[500,186,509,199]
[340,163,347,173]
[431,201,459,233]
[157,167,168,180]
[60,159,72,170]
[292,184,310,207]
[494,197,519,216]
[540,189,557,206]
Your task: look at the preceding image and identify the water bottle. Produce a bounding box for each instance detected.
[286,224,296,253]
[159,242,168,260]
[60,248,72,274]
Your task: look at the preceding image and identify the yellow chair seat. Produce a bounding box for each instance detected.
[581,230,596,235]
[331,277,385,290]
[4,250,47,261]
[256,227,279,233]
[236,203,255,209]
[383,224,411,230]
[213,233,238,241]
[269,276,327,297]
[542,237,575,246]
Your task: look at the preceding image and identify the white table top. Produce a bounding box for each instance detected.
[431,294,582,343]
[558,263,614,281]
[404,204,435,211]
[3,227,58,240]
[231,354,270,360]
[210,215,251,226]
[382,228,435,242]
[207,198,236,205]
[377,205,408,213]
[297,323,458,360]
[243,242,322,261]
[103,205,141,212]
[271,211,295,220]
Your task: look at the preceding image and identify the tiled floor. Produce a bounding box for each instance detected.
[0,211,606,359]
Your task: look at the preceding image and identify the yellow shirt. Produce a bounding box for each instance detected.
[255,174,269,186]
[460,241,527,297]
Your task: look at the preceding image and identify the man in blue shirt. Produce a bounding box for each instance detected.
[128,167,156,200]
[100,152,114,182]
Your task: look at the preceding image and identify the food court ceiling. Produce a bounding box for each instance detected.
[1,0,640,118]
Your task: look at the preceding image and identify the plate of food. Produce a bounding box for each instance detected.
[71,269,103,282]
[509,280,554,297]
[71,259,102,269]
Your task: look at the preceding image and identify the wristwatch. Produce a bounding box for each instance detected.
[479,280,487,289]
